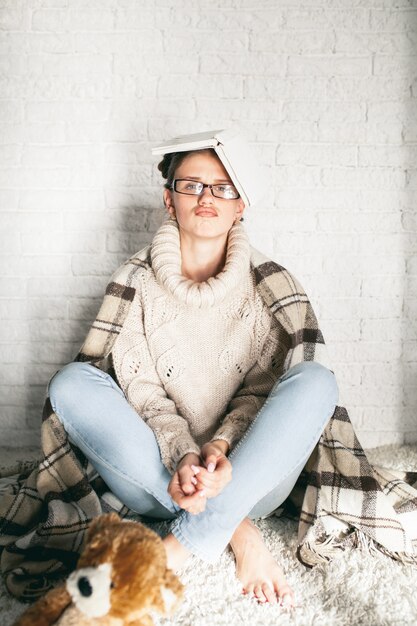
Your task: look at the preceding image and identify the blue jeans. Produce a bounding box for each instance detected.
[48,360,338,563]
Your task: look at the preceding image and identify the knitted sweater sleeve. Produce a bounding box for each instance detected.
[112,288,201,475]
[210,315,286,451]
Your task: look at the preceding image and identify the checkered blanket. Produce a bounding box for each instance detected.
[1,244,416,601]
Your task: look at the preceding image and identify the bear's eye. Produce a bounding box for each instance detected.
[110,581,115,589]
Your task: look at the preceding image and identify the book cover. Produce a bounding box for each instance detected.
[151,128,268,207]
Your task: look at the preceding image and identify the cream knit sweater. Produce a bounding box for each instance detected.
[112,218,283,473]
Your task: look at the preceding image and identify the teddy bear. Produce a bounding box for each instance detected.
[13,512,184,626]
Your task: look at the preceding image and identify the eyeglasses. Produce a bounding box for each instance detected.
[171,179,240,200]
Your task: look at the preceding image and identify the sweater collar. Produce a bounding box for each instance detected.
[150,218,251,308]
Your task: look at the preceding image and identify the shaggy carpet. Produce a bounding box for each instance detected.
[1,444,417,626]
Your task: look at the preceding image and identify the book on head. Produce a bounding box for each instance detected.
[151,128,268,208]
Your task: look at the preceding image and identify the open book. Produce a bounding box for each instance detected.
[151,128,268,208]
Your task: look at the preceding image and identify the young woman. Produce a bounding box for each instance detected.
[47,147,339,608]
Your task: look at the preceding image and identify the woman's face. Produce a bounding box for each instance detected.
[163,151,245,240]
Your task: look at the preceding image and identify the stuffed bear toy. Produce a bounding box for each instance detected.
[13,512,184,626]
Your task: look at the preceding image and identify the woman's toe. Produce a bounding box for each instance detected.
[254,584,266,603]
[262,583,277,604]
[279,590,295,608]
[242,584,254,597]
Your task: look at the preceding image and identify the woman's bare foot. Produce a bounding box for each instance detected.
[230,518,295,607]
[163,533,192,572]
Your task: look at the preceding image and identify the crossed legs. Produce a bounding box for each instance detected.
[48,360,338,605]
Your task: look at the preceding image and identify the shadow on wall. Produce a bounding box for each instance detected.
[402,28,417,446]
[23,136,166,445]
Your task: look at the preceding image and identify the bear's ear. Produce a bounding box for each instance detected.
[87,512,121,539]
[160,585,178,615]
[12,584,72,626]
[159,569,184,615]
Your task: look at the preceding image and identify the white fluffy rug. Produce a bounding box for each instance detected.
[1,444,417,626]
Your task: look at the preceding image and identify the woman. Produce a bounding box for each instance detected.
[47,146,339,608]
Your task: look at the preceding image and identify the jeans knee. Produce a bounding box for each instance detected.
[290,361,339,409]
[48,361,98,405]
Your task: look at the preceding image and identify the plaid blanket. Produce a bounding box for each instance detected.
[1,244,416,602]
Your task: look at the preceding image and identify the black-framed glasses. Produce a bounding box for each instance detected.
[172,178,240,200]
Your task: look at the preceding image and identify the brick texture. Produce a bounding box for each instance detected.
[0,0,416,448]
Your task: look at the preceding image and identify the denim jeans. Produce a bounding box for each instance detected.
[48,360,338,563]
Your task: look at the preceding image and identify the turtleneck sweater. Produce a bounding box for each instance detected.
[111,218,283,474]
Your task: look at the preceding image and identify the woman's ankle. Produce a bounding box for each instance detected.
[163,533,192,571]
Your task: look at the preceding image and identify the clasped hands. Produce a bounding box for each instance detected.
[167,440,232,515]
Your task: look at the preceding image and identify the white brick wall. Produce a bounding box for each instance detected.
[0,0,416,448]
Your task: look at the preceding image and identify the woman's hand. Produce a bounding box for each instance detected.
[168,452,208,515]
[192,440,232,499]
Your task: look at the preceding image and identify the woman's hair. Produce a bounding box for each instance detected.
[157,148,216,190]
